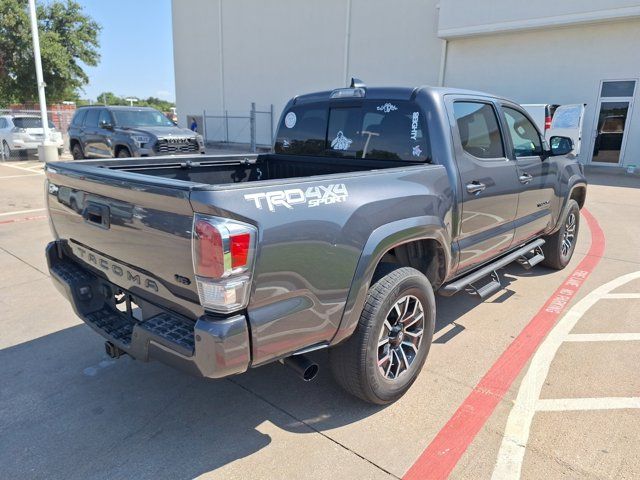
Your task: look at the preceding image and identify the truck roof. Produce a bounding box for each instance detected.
[292,85,511,105]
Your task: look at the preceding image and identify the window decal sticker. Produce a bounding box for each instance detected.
[284,112,297,129]
[282,138,290,149]
[331,131,353,151]
[376,103,398,113]
[411,112,419,140]
[412,145,423,157]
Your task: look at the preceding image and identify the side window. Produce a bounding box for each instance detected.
[0,118,6,129]
[98,109,112,128]
[84,109,100,128]
[453,102,504,159]
[503,107,543,157]
[71,109,87,127]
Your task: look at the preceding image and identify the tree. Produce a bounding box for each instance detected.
[94,92,175,112]
[0,0,100,104]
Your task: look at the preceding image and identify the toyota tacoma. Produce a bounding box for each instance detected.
[45,81,586,404]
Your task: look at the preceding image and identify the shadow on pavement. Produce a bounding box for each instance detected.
[0,261,570,479]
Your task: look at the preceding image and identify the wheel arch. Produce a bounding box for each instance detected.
[330,216,451,346]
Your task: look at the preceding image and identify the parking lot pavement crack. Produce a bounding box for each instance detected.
[0,246,49,277]
[227,378,400,479]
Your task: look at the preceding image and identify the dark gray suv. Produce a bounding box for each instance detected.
[68,106,205,159]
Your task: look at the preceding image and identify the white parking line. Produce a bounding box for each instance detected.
[0,208,46,217]
[0,173,43,179]
[536,397,640,412]
[565,332,640,342]
[0,162,44,174]
[491,271,640,480]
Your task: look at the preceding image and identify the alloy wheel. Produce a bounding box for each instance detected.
[562,212,577,257]
[377,295,425,380]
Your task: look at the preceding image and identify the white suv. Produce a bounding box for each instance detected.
[0,114,64,159]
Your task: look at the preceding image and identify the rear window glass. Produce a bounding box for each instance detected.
[275,101,430,162]
[71,109,87,126]
[13,117,54,129]
[84,109,100,128]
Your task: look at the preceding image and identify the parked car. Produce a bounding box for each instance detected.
[0,114,64,159]
[67,105,205,160]
[45,83,586,404]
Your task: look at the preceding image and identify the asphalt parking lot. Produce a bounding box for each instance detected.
[1,159,639,479]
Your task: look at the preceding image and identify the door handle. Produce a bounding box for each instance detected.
[519,173,533,184]
[466,181,486,194]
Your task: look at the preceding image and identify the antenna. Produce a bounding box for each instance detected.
[350,77,366,89]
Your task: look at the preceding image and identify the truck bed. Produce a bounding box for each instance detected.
[64,153,417,187]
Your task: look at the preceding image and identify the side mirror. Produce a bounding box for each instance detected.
[549,136,574,156]
[100,121,114,130]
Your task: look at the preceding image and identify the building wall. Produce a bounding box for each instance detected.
[172,0,442,142]
[444,19,640,166]
[438,0,640,38]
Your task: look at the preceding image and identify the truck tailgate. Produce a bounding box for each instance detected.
[45,163,202,319]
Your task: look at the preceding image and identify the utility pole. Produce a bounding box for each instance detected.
[28,0,58,162]
[125,98,138,107]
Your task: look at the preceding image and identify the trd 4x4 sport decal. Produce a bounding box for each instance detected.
[244,184,348,212]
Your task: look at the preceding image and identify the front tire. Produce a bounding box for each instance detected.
[71,143,84,160]
[541,199,580,270]
[117,147,131,158]
[2,141,12,160]
[329,266,435,404]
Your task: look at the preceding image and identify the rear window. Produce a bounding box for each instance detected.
[275,101,430,162]
[13,117,55,129]
[71,109,87,126]
[84,109,100,128]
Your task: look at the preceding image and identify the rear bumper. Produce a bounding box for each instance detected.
[46,241,250,378]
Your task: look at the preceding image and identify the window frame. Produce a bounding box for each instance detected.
[499,103,545,159]
[452,99,507,161]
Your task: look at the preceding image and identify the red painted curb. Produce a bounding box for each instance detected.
[0,214,48,225]
[404,208,605,480]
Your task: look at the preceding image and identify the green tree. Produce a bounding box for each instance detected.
[94,92,175,112]
[0,0,100,104]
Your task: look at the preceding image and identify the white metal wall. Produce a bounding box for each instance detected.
[443,19,640,166]
[172,0,442,141]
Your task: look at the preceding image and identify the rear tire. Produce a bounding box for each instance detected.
[71,143,84,160]
[329,266,435,404]
[541,199,580,270]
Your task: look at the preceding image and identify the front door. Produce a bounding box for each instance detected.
[447,98,520,274]
[591,80,636,165]
[500,104,555,246]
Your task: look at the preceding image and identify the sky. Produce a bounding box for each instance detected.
[75,0,175,102]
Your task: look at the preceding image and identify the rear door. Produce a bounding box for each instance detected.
[446,97,520,274]
[500,104,556,245]
[547,104,585,156]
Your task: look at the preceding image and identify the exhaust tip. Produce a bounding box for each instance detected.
[302,363,319,382]
[283,355,319,382]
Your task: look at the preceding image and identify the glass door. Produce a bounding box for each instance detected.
[591,80,636,165]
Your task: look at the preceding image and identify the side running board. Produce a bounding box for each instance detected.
[439,239,545,298]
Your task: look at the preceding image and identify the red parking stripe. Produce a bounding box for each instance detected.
[404,208,605,480]
[0,214,47,225]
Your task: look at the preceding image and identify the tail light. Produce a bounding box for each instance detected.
[192,214,257,313]
[544,115,552,132]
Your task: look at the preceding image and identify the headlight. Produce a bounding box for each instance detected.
[132,135,150,147]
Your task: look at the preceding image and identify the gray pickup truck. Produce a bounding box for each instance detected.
[45,82,586,404]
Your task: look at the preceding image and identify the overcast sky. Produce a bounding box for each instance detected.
[76,0,175,102]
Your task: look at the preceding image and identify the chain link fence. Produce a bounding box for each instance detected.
[202,103,274,152]
[0,108,72,161]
